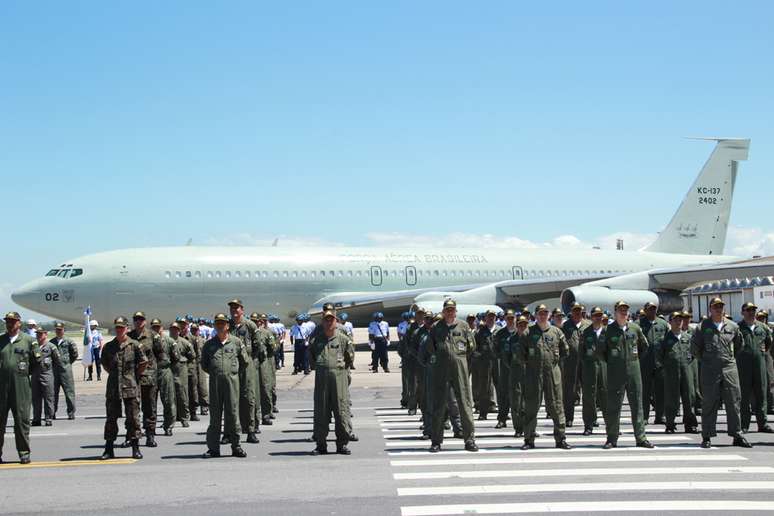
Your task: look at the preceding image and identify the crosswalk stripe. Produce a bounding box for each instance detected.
[388,444,713,457]
[383,430,641,439]
[390,452,744,467]
[384,435,690,448]
[399,500,774,515]
[394,465,772,480]
[398,480,774,496]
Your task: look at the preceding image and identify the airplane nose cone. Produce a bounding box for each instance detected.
[11,283,40,312]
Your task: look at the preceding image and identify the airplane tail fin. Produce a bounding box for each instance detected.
[643,138,750,255]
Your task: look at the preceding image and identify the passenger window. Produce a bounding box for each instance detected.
[215,271,222,279]
[186,271,192,278]
[225,271,231,279]
[175,271,182,279]
[273,271,279,277]
[165,271,172,279]
[195,271,201,279]
[282,271,288,278]
[234,271,241,278]
[206,271,213,279]
[244,271,250,278]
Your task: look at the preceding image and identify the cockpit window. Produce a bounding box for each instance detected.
[45,268,83,279]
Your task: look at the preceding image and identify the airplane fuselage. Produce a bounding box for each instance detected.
[11,246,737,325]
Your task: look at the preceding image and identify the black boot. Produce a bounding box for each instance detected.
[131,439,143,459]
[145,434,157,448]
[201,407,209,416]
[100,441,115,460]
[246,432,260,443]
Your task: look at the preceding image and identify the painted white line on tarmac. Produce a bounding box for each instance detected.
[394,465,774,480]
[390,452,744,467]
[388,444,717,457]
[385,434,690,448]
[400,500,774,516]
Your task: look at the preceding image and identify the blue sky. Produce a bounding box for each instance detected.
[1,1,773,314]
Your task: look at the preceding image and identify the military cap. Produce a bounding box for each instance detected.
[150,318,162,327]
[433,313,443,321]
[4,311,21,321]
[443,299,457,309]
[249,312,260,320]
[257,313,267,320]
[644,302,658,310]
[113,316,129,328]
[590,306,604,316]
[535,304,549,314]
[190,323,199,330]
[570,302,582,311]
[521,308,530,314]
[580,305,587,312]
[423,310,434,318]
[552,308,564,316]
[169,322,180,330]
[614,300,630,311]
[466,313,477,319]
[227,298,244,307]
[741,301,758,311]
[505,309,516,317]
[132,311,146,320]
[322,302,336,312]
[175,316,188,324]
[756,310,769,319]
[54,322,65,329]
[669,311,685,320]
[516,315,529,325]
[681,311,692,319]
[323,310,336,319]
[637,309,646,317]
[414,306,426,314]
[35,326,48,333]
[709,297,725,307]
[213,313,229,323]
[484,309,497,317]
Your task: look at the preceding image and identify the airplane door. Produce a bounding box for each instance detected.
[512,266,523,280]
[370,266,383,286]
[405,266,417,286]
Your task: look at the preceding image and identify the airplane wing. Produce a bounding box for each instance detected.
[310,257,774,323]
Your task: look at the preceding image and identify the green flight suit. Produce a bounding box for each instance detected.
[154,332,179,431]
[427,319,476,445]
[518,324,567,444]
[471,325,498,416]
[129,328,158,436]
[101,337,147,441]
[691,318,743,439]
[404,321,422,412]
[737,320,771,430]
[230,319,259,434]
[201,334,249,450]
[562,318,591,425]
[658,329,697,430]
[398,325,410,408]
[504,328,525,435]
[310,329,354,447]
[172,336,195,424]
[31,339,60,424]
[596,321,649,444]
[0,332,39,461]
[493,326,514,425]
[640,316,668,422]
[255,328,273,422]
[51,336,78,418]
[185,332,203,416]
[578,324,607,430]
[414,324,433,433]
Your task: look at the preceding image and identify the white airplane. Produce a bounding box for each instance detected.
[12,138,774,325]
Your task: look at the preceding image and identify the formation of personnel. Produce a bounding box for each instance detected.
[398,297,774,452]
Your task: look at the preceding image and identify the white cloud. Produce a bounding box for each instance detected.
[726,226,774,257]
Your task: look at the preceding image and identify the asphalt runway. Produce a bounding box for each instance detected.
[3,350,774,515]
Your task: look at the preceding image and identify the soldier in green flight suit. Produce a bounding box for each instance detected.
[517,304,571,450]
[50,322,78,420]
[658,311,698,434]
[31,327,60,427]
[150,318,179,437]
[403,307,425,416]
[755,310,774,415]
[692,297,750,448]
[100,317,147,460]
[737,302,774,434]
[508,315,529,437]
[639,302,669,425]
[596,301,654,449]
[493,309,516,430]
[201,313,249,458]
[562,302,591,427]
[683,311,702,416]
[249,313,273,426]
[170,321,195,428]
[578,306,607,436]
[471,310,498,420]
[0,312,40,464]
[128,311,158,447]
[228,299,260,444]
[310,309,355,455]
[427,299,478,453]
[179,319,202,422]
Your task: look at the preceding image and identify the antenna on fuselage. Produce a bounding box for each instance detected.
[272,238,279,247]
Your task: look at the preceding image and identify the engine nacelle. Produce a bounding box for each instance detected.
[560,286,683,314]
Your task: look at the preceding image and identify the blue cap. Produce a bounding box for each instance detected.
[340,313,349,321]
